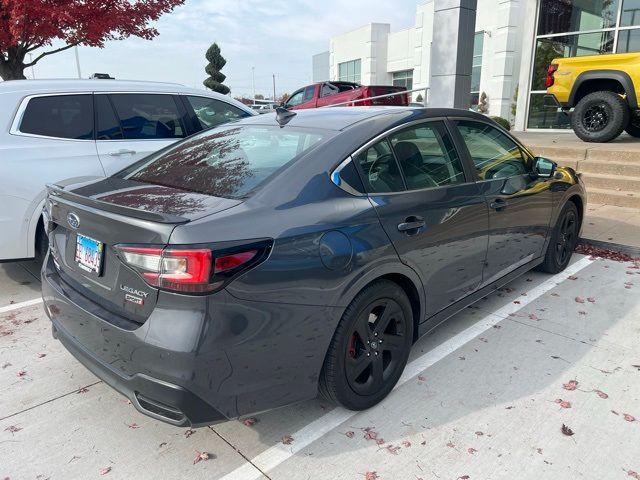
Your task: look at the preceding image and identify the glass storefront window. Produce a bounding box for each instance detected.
[392,70,413,90]
[470,32,484,110]
[621,0,640,26]
[530,31,614,91]
[617,27,640,50]
[537,0,619,35]
[527,93,572,129]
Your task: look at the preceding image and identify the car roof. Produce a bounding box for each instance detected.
[0,79,229,98]
[236,106,490,131]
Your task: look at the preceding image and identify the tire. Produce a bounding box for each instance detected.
[319,280,414,410]
[538,202,580,274]
[625,112,640,137]
[571,91,629,143]
[34,221,48,263]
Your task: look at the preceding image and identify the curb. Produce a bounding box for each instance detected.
[578,237,640,258]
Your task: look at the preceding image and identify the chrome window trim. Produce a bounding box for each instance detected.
[10,92,95,142]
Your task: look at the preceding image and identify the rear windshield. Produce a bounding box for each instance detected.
[115,126,328,198]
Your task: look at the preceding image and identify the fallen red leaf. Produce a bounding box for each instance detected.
[594,389,608,399]
[467,447,477,454]
[528,313,539,320]
[376,438,385,445]
[364,430,378,440]
[126,423,140,429]
[99,467,112,475]
[344,431,355,438]
[447,441,456,448]
[513,300,521,304]
[562,380,578,391]
[417,375,426,381]
[385,445,400,455]
[587,297,596,303]
[536,448,543,454]
[4,425,21,434]
[364,472,379,480]
[575,244,640,262]
[626,470,640,479]
[242,417,257,427]
[575,297,585,304]
[76,387,89,394]
[402,440,411,447]
[16,370,26,377]
[184,429,196,438]
[561,424,574,436]
[623,414,636,422]
[192,451,210,464]
[475,431,484,436]
[281,435,294,445]
[568,275,578,280]
[458,476,470,480]
[37,353,46,358]
[554,399,571,409]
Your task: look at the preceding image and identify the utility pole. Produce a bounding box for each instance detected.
[251,66,256,104]
[272,74,276,102]
[74,46,82,79]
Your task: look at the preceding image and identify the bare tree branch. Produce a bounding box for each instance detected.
[25,42,82,67]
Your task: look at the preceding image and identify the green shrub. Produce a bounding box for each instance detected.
[491,116,511,131]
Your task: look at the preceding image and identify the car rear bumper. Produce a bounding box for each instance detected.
[41,254,340,426]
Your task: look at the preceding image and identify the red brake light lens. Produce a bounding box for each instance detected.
[546,64,558,88]
[214,250,257,273]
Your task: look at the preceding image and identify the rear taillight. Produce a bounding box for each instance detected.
[115,242,270,294]
[546,64,558,88]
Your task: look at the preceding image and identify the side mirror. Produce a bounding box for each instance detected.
[534,156,556,178]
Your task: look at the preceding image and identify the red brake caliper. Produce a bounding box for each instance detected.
[348,333,357,358]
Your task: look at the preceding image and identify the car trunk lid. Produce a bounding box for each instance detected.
[45,179,241,324]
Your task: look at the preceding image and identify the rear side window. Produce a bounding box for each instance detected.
[388,121,465,189]
[354,139,405,193]
[115,126,328,198]
[109,94,186,140]
[95,95,123,140]
[19,95,93,140]
[186,96,251,130]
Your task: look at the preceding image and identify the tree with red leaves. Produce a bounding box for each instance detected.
[0,0,184,81]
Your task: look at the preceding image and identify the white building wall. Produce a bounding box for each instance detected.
[319,0,526,119]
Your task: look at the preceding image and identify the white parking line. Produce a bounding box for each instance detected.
[220,256,594,480]
[0,297,43,314]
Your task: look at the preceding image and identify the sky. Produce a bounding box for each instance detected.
[23,0,421,99]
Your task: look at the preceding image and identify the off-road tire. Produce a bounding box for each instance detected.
[538,202,580,274]
[571,91,629,143]
[625,112,640,137]
[318,280,413,411]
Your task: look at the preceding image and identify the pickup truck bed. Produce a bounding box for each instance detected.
[283,81,409,110]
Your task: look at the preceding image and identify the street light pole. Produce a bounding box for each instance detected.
[252,66,256,104]
[28,53,35,79]
[273,74,276,102]
[74,46,82,79]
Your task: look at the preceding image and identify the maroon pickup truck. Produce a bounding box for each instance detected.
[282,81,409,110]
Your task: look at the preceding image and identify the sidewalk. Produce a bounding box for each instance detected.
[582,203,640,249]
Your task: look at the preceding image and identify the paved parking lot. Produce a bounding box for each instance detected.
[2,254,640,480]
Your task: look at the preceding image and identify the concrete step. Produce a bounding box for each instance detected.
[586,187,640,208]
[581,172,640,192]
[586,148,640,162]
[579,159,640,177]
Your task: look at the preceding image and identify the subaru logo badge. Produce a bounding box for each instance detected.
[67,212,80,230]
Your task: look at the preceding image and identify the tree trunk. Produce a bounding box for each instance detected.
[0,46,28,81]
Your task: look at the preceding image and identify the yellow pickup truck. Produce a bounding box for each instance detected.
[545,52,640,143]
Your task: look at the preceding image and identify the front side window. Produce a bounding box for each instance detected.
[455,120,530,180]
[303,86,316,102]
[96,95,123,140]
[19,94,93,140]
[186,96,250,130]
[353,140,404,193]
[116,126,328,199]
[109,94,186,140]
[389,122,465,189]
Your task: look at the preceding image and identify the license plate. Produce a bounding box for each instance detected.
[75,234,104,275]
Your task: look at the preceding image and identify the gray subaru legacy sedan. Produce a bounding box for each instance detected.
[41,107,585,426]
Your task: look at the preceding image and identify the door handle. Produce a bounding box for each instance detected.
[108,149,137,156]
[397,216,426,234]
[490,199,508,211]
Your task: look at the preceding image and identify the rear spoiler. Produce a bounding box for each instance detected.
[46,184,190,225]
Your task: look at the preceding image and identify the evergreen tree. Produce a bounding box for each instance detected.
[203,43,230,95]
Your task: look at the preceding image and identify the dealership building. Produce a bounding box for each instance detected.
[311,0,640,131]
